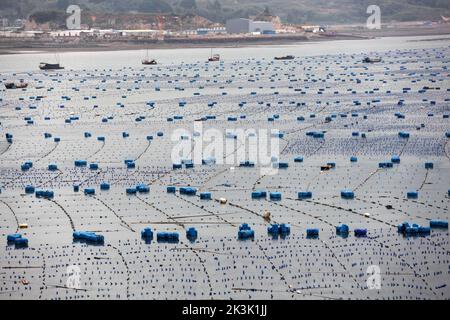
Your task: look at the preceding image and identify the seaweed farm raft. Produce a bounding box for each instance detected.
[0,40,449,300]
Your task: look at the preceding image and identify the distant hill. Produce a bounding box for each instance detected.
[1,0,450,25]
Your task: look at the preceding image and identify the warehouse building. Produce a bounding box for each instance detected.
[226,18,275,34]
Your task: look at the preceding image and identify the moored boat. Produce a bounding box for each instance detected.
[274,55,294,60]
[39,62,64,70]
[5,81,28,89]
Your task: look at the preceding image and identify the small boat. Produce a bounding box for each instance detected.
[363,57,382,63]
[274,55,294,60]
[39,62,64,70]
[5,81,28,89]
[142,58,157,65]
[208,54,220,62]
[142,49,157,65]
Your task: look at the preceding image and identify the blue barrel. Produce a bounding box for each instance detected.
[240,160,255,167]
[278,162,289,169]
[173,163,182,169]
[251,191,266,199]
[405,226,418,235]
[336,224,349,235]
[341,190,355,199]
[418,226,430,235]
[136,184,150,193]
[89,163,99,170]
[157,232,179,242]
[186,227,198,240]
[430,220,448,228]
[280,223,291,234]
[100,183,110,191]
[406,191,418,199]
[141,227,154,239]
[180,187,197,195]
[425,162,433,169]
[126,188,137,195]
[354,229,367,237]
[84,188,95,195]
[200,192,212,200]
[7,234,22,242]
[267,224,279,235]
[14,237,28,247]
[306,228,319,237]
[75,160,87,167]
[391,155,400,163]
[298,191,312,199]
[238,229,254,240]
[269,192,282,200]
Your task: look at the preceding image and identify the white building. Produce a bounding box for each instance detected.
[226,18,275,34]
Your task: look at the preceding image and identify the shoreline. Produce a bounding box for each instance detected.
[1,25,449,55]
[0,34,364,55]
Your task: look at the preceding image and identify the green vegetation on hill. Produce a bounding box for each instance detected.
[1,0,450,25]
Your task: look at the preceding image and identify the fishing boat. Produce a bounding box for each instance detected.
[5,81,28,89]
[142,49,157,65]
[208,49,220,62]
[363,57,382,63]
[274,55,294,60]
[39,62,64,70]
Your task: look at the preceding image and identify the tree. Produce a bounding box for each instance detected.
[179,0,197,10]
[139,0,173,13]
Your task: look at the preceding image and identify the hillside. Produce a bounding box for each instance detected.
[1,0,450,25]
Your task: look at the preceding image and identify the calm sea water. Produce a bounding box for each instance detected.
[0,35,449,73]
